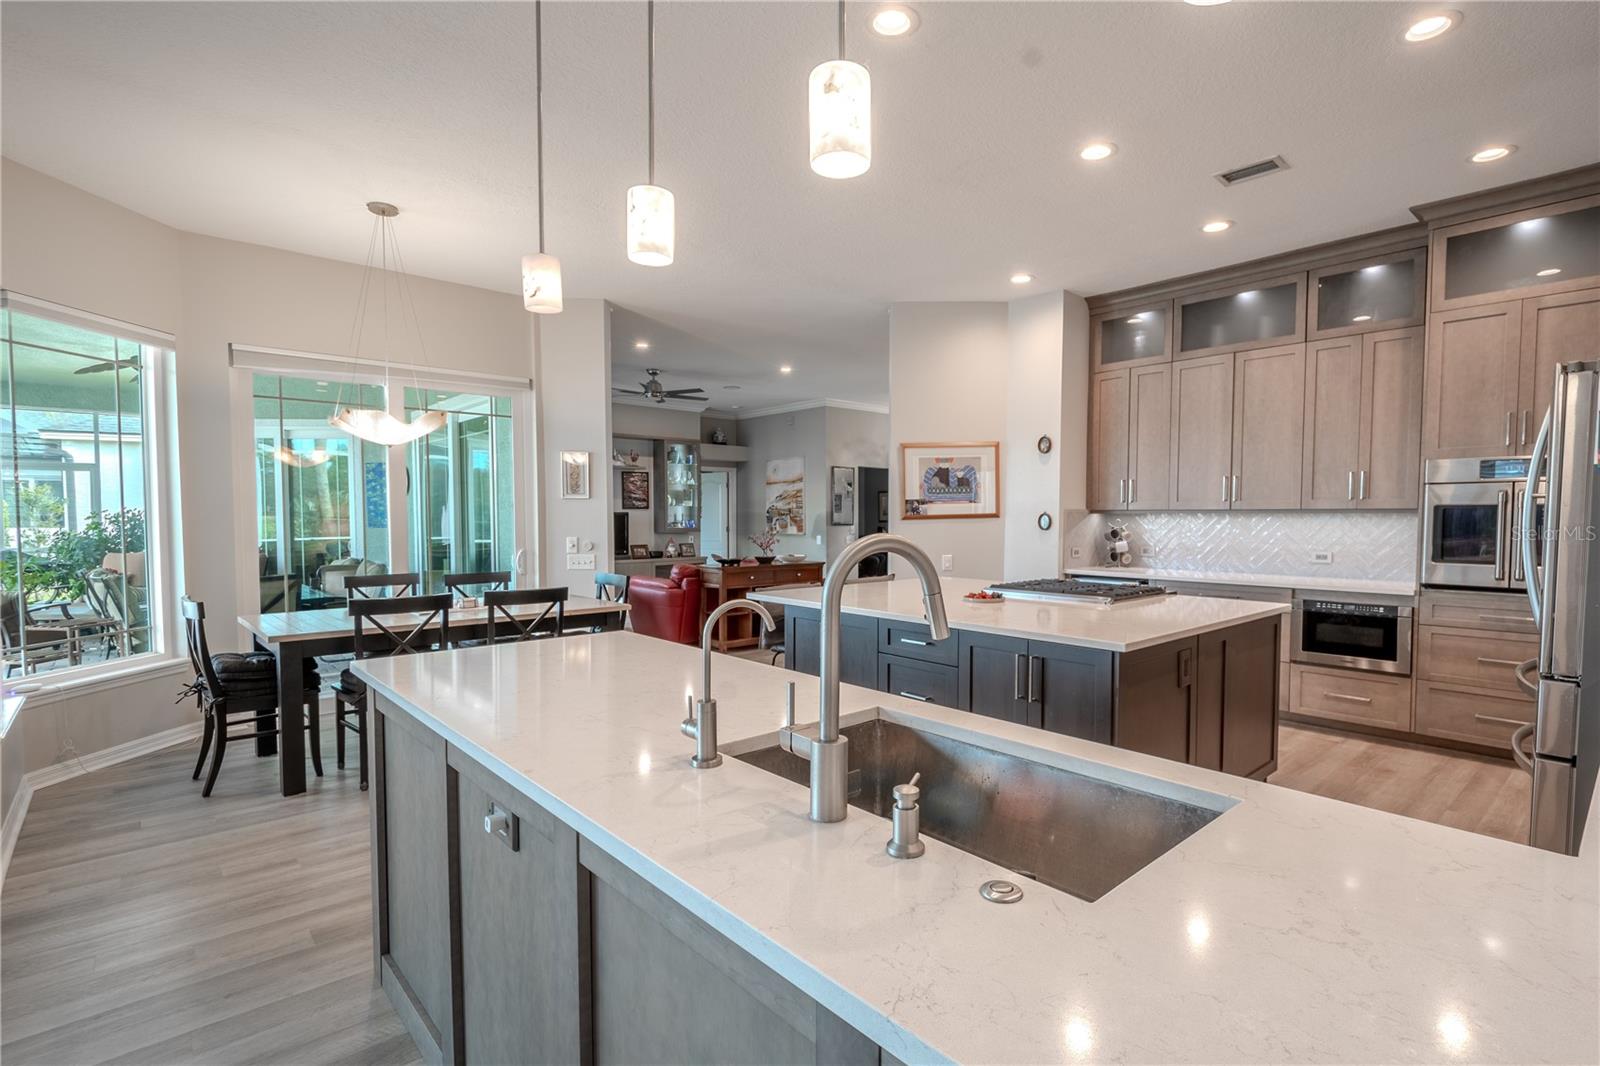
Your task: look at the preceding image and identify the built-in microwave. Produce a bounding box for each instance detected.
[1291,597,1413,676]
[1421,457,1546,591]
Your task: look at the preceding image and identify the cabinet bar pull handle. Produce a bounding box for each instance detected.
[1014,652,1028,701]
[1473,713,1529,728]
[1325,692,1373,705]
[1119,478,1127,504]
[1520,410,1530,449]
[1359,469,1368,500]
[1231,474,1240,502]
[1477,613,1534,624]
[1027,655,1041,704]
[897,691,933,703]
[1348,471,1354,501]
[900,637,930,646]
[1222,475,1229,505]
[1128,477,1135,503]
[1504,411,1513,448]
[1476,656,1525,667]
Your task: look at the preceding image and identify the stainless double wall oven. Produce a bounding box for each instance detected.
[1422,456,1547,591]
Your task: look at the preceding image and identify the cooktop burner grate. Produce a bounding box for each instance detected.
[984,578,1170,605]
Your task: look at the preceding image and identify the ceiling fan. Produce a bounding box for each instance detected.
[613,368,708,405]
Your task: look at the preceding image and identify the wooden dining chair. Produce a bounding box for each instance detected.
[342,572,422,599]
[330,593,452,790]
[484,587,568,644]
[443,570,512,598]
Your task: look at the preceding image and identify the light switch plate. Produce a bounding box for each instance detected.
[567,552,596,570]
[940,554,953,572]
[1310,550,1333,565]
[565,536,579,554]
[1069,546,1083,560]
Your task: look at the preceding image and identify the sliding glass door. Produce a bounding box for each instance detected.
[404,388,515,592]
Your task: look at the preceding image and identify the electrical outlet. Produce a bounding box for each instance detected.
[941,554,954,572]
[1139,547,1154,558]
[565,536,579,554]
[1310,550,1333,565]
[1069,546,1083,560]
[567,552,596,570]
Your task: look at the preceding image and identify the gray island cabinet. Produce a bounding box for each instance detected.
[775,580,1282,780]
[368,698,888,1066]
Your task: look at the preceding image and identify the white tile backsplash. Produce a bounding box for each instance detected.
[1066,511,1418,583]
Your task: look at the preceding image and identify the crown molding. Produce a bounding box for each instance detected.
[726,398,890,420]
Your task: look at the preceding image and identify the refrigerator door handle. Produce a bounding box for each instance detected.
[1514,657,1540,698]
[1521,409,1551,625]
[1509,722,1535,774]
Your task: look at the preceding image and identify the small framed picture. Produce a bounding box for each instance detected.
[620,469,649,509]
[899,442,1000,520]
[560,450,590,499]
[829,466,856,526]
[678,538,694,557]
[629,544,651,559]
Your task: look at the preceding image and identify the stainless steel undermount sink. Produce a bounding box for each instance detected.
[735,716,1229,902]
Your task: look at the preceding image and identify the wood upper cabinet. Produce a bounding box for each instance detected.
[1168,353,1235,510]
[1359,326,1424,508]
[1175,272,1307,361]
[1230,344,1305,509]
[1091,300,1173,372]
[1126,364,1172,510]
[1430,193,1600,313]
[1301,336,1364,507]
[1423,300,1523,458]
[1519,288,1600,447]
[1088,370,1130,511]
[1308,249,1426,340]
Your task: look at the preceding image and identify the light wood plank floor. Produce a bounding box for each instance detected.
[1270,721,1531,843]
[2,725,421,1066]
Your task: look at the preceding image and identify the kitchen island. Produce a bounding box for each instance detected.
[357,633,1598,1065]
[756,577,1287,779]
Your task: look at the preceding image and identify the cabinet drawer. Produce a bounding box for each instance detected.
[1415,681,1533,747]
[1416,625,1538,695]
[1288,664,1413,731]
[771,566,823,587]
[879,654,959,708]
[1417,590,1537,634]
[879,620,958,666]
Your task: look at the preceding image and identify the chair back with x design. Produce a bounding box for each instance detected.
[443,571,512,598]
[485,587,567,644]
[349,594,453,660]
[344,572,422,599]
[181,597,224,699]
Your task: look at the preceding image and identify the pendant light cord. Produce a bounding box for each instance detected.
[646,0,656,185]
[536,0,546,253]
[838,0,845,59]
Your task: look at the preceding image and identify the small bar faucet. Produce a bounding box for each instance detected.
[779,534,950,821]
[681,599,777,769]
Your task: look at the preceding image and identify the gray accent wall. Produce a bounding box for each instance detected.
[736,407,828,560]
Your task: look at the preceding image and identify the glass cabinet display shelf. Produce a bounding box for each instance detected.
[654,440,700,534]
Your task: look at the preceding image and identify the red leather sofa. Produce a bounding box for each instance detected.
[626,564,702,645]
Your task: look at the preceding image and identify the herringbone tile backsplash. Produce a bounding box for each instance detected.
[1066,511,1419,583]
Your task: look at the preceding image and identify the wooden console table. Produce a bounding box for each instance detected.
[699,562,824,652]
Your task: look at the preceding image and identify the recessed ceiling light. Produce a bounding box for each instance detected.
[634,340,650,350]
[731,404,741,410]
[1184,0,1231,6]
[1201,219,1233,234]
[1126,317,1142,324]
[1079,142,1116,162]
[869,5,918,37]
[779,365,793,374]
[1010,272,1034,285]
[1537,267,1563,277]
[1470,145,1515,164]
[1404,11,1459,42]
[1352,314,1373,322]
[722,384,742,390]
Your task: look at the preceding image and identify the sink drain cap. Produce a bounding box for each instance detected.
[979,879,1023,904]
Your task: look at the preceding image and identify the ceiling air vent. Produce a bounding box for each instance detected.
[1214,155,1289,187]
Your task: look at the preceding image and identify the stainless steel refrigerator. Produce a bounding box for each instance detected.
[1520,359,1600,855]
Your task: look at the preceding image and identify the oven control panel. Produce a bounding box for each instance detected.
[1301,600,1400,618]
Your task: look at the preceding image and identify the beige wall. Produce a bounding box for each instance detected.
[887,302,1011,578]
[824,406,890,561]
[737,407,829,561]
[538,301,614,595]
[611,402,701,441]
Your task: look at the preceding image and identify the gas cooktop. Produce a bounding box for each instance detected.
[984,578,1170,606]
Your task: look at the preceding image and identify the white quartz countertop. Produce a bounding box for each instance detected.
[357,634,1598,1065]
[1067,565,1418,598]
[752,576,1287,651]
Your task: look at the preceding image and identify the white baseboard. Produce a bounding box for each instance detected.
[1,720,202,887]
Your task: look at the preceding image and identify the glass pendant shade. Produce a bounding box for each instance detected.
[808,59,871,179]
[522,253,564,313]
[626,184,675,267]
[328,407,447,446]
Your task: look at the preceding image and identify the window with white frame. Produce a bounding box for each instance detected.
[0,295,174,679]
[232,349,532,611]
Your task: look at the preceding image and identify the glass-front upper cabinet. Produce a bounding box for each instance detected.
[1432,194,1600,311]
[1308,248,1426,339]
[1091,301,1173,372]
[654,439,700,534]
[1176,272,1306,359]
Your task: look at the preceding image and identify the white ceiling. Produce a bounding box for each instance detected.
[4,1,1598,412]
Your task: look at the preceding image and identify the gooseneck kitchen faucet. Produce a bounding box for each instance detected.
[780,534,950,821]
[681,599,777,768]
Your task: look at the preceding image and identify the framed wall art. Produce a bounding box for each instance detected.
[620,469,650,509]
[560,450,591,499]
[764,456,805,534]
[829,466,856,525]
[899,442,1000,520]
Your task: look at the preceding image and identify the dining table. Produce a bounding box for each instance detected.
[237,595,630,796]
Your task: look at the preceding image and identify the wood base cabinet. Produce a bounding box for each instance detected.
[370,697,886,1066]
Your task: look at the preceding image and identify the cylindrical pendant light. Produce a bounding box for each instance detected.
[523,0,563,312]
[627,0,675,267]
[809,0,871,179]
